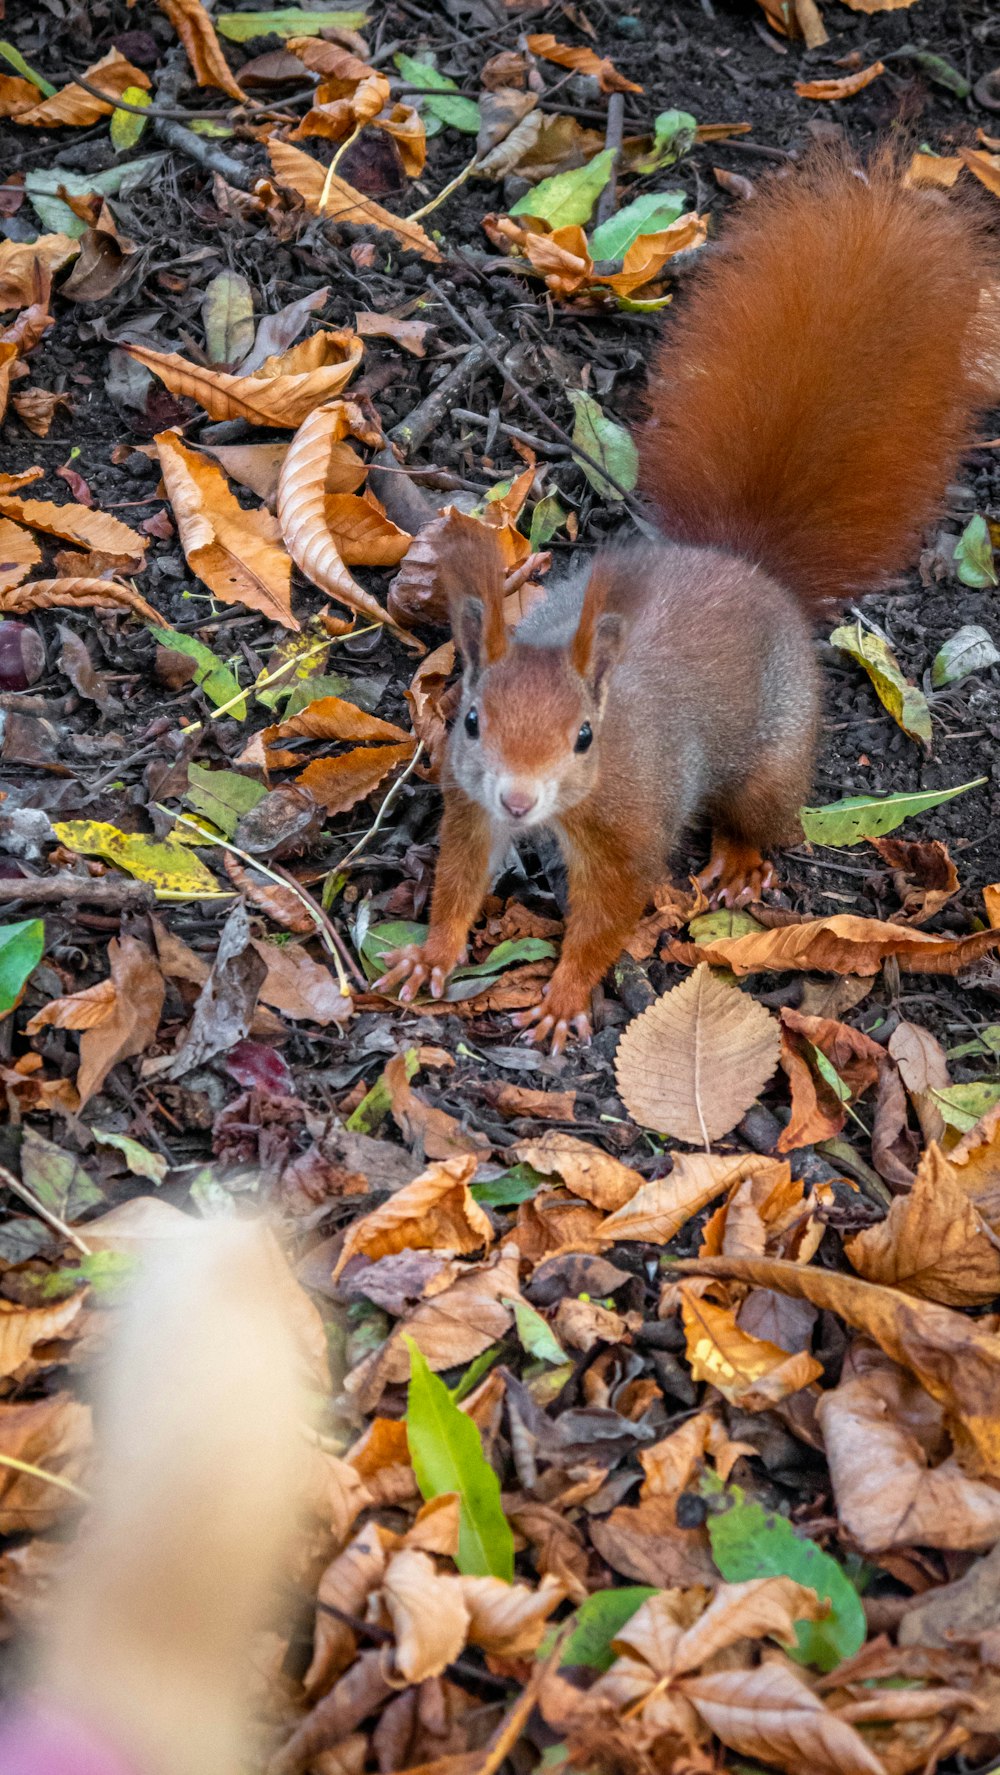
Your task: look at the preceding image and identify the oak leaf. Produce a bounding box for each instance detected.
[677,1661,885,1775]
[667,912,1000,977]
[615,966,780,1145]
[332,1155,490,1279]
[268,140,443,261]
[126,329,363,428]
[155,428,295,628]
[681,1287,823,1407]
[844,1143,1000,1305]
[157,0,247,100]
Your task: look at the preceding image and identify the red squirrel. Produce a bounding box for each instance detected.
[379,153,996,1051]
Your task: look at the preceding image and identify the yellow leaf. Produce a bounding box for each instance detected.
[154,429,296,629]
[681,1288,823,1407]
[53,820,222,899]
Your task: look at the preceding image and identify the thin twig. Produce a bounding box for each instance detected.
[426,280,645,514]
[472,1622,574,1775]
[0,1161,92,1257]
[0,1452,89,1501]
[594,91,625,230]
[156,807,353,998]
[407,151,480,223]
[319,122,362,213]
[333,740,426,874]
[0,876,154,908]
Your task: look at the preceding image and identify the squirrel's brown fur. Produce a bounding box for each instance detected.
[379,153,998,1050]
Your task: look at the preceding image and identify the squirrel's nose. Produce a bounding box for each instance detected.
[501,790,537,820]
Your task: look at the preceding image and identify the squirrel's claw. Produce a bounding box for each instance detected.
[513,988,592,1055]
[376,944,452,1003]
[696,837,778,909]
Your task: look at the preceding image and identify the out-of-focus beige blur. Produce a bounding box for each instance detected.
[26,1219,309,1775]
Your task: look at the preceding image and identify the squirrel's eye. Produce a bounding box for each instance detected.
[574,722,593,754]
[464,707,480,739]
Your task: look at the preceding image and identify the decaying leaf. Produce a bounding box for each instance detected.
[668,913,1000,978]
[333,1156,491,1278]
[614,965,780,1145]
[155,429,296,629]
[268,140,443,261]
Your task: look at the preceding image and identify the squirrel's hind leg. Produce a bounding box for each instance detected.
[697,746,810,908]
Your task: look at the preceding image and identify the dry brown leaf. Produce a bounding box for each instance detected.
[126,330,362,429]
[13,49,150,127]
[332,1155,490,1279]
[0,237,77,309]
[640,1412,754,1501]
[614,965,780,1145]
[12,390,71,438]
[346,1248,521,1410]
[296,743,416,814]
[457,1573,566,1655]
[0,1294,83,1381]
[157,0,246,100]
[355,311,431,356]
[678,1253,1000,1478]
[383,1549,471,1682]
[195,441,289,504]
[306,1521,395,1695]
[595,1152,783,1249]
[873,836,960,924]
[384,1052,489,1161]
[0,470,45,497]
[960,147,1000,201]
[0,495,146,559]
[525,32,643,93]
[844,1144,1000,1306]
[26,977,116,1034]
[253,939,351,1025]
[510,1130,640,1212]
[0,1394,92,1533]
[817,1357,1000,1551]
[0,576,165,624]
[72,935,165,1107]
[0,518,41,593]
[795,61,885,99]
[263,694,412,759]
[678,1662,885,1775]
[277,401,399,630]
[647,1577,827,1678]
[290,69,391,142]
[681,1287,822,1407]
[948,1102,1000,1226]
[777,1007,883,1150]
[155,428,295,629]
[668,912,1000,978]
[905,151,963,189]
[324,492,412,567]
[486,211,706,301]
[590,1494,719,1589]
[268,140,443,261]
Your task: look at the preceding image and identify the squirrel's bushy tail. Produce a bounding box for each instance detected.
[636,153,997,608]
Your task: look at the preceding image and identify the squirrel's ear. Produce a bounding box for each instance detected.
[454,589,508,676]
[571,568,622,696]
[590,611,624,700]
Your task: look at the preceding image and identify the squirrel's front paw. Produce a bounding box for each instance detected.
[376,937,464,1004]
[512,975,593,1056]
[696,836,778,909]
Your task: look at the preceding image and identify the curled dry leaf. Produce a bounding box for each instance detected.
[12,49,150,128]
[794,61,885,100]
[0,237,78,309]
[640,1411,754,1500]
[595,1152,785,1248]
[126,330,363,428]
[0,1394,92,1533]
[668,912,1000,978]
[307,1521,395,1694]
[948,1102,1000,1226]
[525,33,643,93]
[872,836,960,925]
[345,1247,521,1410]
[324,492,411,568]
[510,1130,641,1212]
[277,401,400,631]
[155,429,295,629]
[332,1155,490,1278]
[69,935,166,1107]
[681,1287,823,1408]
[487,211,708,302]
[383,1051,490,1161]
[26,976,117,1034]
[457,1572,566,1655]
[257,693,413,764]
[0,1294,84,1382]
[906,152,963,189]
[843,1143,1000,1306]
[0,495,146,560]
[777,1007,883,1151]
[383,1548,471,1683]
[817,1356,1000,1551]
[296,743,417,815]
[677,1661,885,1775]
[678,1253,1000,1478]
[614,965,780,1146]
[960,146,1000,201]
[0,519,41,593]
[0,576,165,624]
[268,141,443,262]
[157,0,247,100]
[355,311,431,356]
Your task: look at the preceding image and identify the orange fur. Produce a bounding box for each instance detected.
[636,153,996,607]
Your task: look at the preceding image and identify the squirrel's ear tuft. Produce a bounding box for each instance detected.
[454,587,508,675]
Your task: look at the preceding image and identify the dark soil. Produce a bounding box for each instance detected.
[2,0,1000,1154]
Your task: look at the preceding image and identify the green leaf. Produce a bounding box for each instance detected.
[190,119,235,137]
[184,765,267,840]
[345,1047,418,1133]
[0,918,44,1018]
[92,1130,168,1186]
[800,778,987,846]
[568,390,639,499]
[21,1125,103,1219]
[216,9,368,39]
[450,1344,502,1403]
[927,1080,1000,1133]
[360,922,556,992]
[25,155,164,237]
[589,190,686,260]
[633,109,697,174]
[506,1297,567,1365]
[110,86,151,152]
[405,1337,514,1579]
[360,918,427,979]
[0,40,56,95]
[510,149,615,228]
[954,514,997,589]
[948,1024,1000,1060]
[528,493,568,551]
[689,910,764,943]
[708,1493,865,1672]
[830,621,932,747]
[931,623,1000,688]
[471,1162,546,1208]
[452,936,557,979]
[899,48,969,97]
[154,625,246,715]
[43,1249,135,1302]
[393,51,480,133]
[202,270,256,367]
[556,1586,658,1671]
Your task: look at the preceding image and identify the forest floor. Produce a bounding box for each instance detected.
[3,0,1000,1771]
